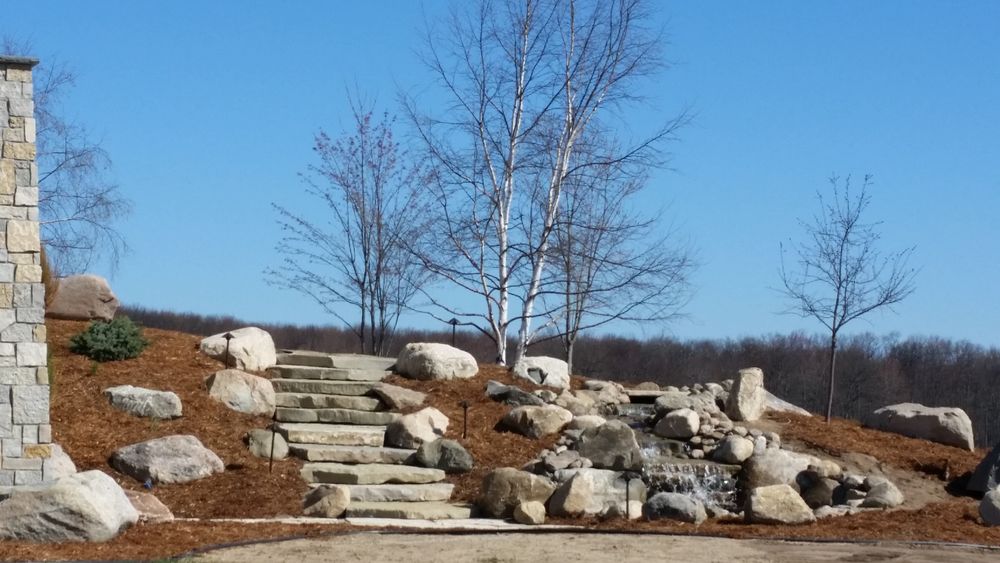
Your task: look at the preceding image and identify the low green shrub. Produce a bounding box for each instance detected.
[69,316,149,362]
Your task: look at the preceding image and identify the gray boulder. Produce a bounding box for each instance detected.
[870,403,974,451]
[415,438,473,474]
[726,367,765,422]
[746,484,816,525]
[103,385,182,420]
[512,356,570,390]
[303,485,351,518]
[110,435,225,484]
[205,369,276,416]
[969,442,1000,493]
[200,327,277,371]
[801,478,841,508]
[383,407,449,449]
[513,500,546,524]
[246,428,289,460]
[0,470,138,542]
[549,468,647,517]
[713,435,755,465]
[981,488,1000,526]
[486,380,546,407]
[46,274,120,321]
[555,390,595,415]
[765,390,811,416]
[478,468,556,518]
[372,383,426,410]
[574,419,643,471]
[654,391,717,417]
[503,405,573,438]
[395,342,478,380]
[42,444,77,482]
[567,415,606,432]
[653,408,699,439]
[642,492,707,524]
[860,476,904,508]
[743,449,834,491]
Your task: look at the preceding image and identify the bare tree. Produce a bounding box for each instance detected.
[406,0,682,365]
[268,104,433,356]
[780,174,916,422]
[3,38,131,274]
[541,150,693,374]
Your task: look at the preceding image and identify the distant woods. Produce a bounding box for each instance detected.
[123,305,1000,448]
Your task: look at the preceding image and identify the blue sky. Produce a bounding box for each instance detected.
[5,1,999,345]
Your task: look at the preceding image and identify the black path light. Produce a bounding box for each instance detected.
[223,332,235,369]
[622,470,643,520]
[448,318,459,347]
[268,410,278,474]
[459,400,470,439]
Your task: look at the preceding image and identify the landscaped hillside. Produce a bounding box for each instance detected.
[6,319,998,561]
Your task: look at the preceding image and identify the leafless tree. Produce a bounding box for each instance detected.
[3,38,131,274]
[268,104,433,356]
[540,149,693,374]
[780,174,916,422]
[405,0,684,365]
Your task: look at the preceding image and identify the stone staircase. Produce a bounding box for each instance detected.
[269,350,473,520]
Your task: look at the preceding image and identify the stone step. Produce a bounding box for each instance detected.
[336,483,455,503]
[275,392,382,411]
[268,365,389,382]
[276,407,400,425]
[270,379,376,396]
[290,444,415,464]
[277,351,396,371]
[302,462,445,485]
[344,501,473,520]
[276,423,385,447]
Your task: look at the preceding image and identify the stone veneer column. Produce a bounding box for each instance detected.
[0,56,50,486]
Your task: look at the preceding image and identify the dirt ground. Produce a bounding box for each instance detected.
[7,320,995,561]
[197,532,1000,563]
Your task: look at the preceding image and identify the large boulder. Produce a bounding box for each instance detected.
[302,485,351,518]
[555,390,596,415]
[742,449,834,491]
[199,327,277,371]
[205,369,276,416]
[503,405,573,438]
[512,356,570,390]
[372,383,426,410]
[713,435,755,464]
[46,274,120,321]
[981,488,1000,526]
[860,476,905,508]
[478,468,557,518]
[969,442,1000,493]
[642,492,707,524]
[110,435,225,484]
[765,390,811,416]
[653,408,700,439]
[43,444,78,482]
[103,385,182,420]
[415,438,473,474]
[548,468,647,517]
[486,380,546,407]
[574,420,643,471]
[746,484,816,525]
[653,391,717,417]
[395,343,478,380]
[0,470,138,542]
[870,403,974,451]
[383,407,449,449]
[725,367,765,422]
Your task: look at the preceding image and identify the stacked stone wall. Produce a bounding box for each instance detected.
[0,56,50,486]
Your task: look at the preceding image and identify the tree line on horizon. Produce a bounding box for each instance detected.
[122,305,1000,449]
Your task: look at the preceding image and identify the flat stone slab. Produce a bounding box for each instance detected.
[276,351,396,371]
[268,366,389,382]
[276,423,385,447]
[344,501,473,520]
[275,393,382,411]
[276,408,400,425]
[336,483,455,502]
[290,444,415,464]
[270,379,376,396]
[302,462,445,485]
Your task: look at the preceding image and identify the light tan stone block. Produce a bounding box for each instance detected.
[6,68,32,82]
[33,325,46,343]
[2,142,35,161]
[23,119,35,144]
[0,160,14,195]
[0,284,11,308]
[6,220,39,252]
[22,444,52,459]
[36,367,49,384]
[1,128,22,142]
[14,265,40,283]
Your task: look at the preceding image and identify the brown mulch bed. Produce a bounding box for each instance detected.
[48,319,307,519]
[14,321,998,560]
[382,364,558,503]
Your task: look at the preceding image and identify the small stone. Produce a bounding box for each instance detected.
[303,485,351,518]
[246,428,289,460]
[513,501,546,524]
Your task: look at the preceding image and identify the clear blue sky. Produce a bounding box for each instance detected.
[5,1,999,346]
